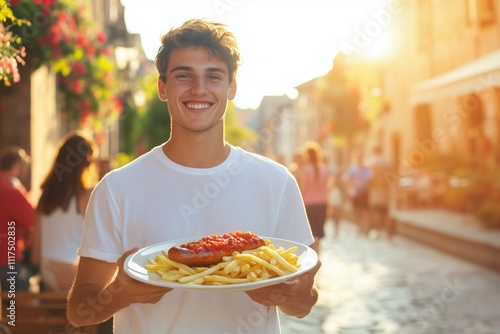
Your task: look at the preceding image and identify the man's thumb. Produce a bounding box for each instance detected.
[117,247,138,268]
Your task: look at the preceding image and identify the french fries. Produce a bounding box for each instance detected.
[144,240,301,285]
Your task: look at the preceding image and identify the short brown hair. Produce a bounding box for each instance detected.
[0,146,30,171]
[155,19,241,83]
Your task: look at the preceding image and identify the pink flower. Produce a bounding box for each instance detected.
[101,47,113,57]
[57,11,67,22]
[112,97,124,115]
[81,109,92,118]
[96,31,107,43]
[85,44,95,56]
[76,34,87,47]
[70,80,84,94]
[72,62,87,76]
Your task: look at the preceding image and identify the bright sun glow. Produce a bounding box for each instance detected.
[121,0,394,109]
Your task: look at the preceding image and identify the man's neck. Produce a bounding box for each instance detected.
[162,137,230,168]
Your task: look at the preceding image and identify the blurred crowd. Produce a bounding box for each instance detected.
[284,142,396,251]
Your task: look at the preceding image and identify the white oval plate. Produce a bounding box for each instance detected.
[124,236,318,292]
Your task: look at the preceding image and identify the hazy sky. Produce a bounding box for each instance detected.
[121,0,394,109]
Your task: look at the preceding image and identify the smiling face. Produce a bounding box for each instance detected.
[158,46,237,135]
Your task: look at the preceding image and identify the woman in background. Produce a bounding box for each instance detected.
[295,141,331,255]
[32,131,98,292]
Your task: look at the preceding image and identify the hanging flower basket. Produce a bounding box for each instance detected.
[0,0,29,86]
[4,0,123,126]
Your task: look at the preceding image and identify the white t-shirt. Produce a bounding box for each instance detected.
[78,145,313,334]
[41,196,83,263]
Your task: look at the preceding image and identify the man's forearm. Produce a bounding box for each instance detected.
[67,281,127,327]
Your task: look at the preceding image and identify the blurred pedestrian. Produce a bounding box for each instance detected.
[324,155,339,177]
[96,157,113,180]
[342,150,372,235]
[295,141,331,254]
[288,148,304,178]
[31,131,98,292]
[0,146,31,196]
[0,146,34,291]
[270,153,285,166]
[328,175,344,238]
[323,155,342,238]
[366,146,395,238]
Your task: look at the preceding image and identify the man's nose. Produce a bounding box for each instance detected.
[190,76,208,95]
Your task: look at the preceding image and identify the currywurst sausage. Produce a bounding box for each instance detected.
[168,231,265,267]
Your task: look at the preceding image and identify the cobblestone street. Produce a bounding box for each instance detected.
[280,219,500,334]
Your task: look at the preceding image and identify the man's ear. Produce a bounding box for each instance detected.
[228,80,237,101]
[158,78,167,101]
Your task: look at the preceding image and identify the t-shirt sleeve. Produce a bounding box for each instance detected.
[275,173,314,247]
[78,178,123,263]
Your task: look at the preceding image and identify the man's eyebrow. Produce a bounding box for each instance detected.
[206,67,227,74]
[169,66,192,73]
[169,66,227,74]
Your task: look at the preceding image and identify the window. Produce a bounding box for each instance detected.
[414,104,432,142]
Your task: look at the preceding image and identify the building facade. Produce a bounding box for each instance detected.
[379,0,500,175]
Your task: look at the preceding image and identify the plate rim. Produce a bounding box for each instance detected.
[124,236,318,292]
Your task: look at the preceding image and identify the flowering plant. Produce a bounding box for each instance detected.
[0,0,29,86]
[54,30,123,124]
[6,0,123,124]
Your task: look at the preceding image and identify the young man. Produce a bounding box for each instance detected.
[67,19,320,333]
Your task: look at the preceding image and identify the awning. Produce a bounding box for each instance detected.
[410,49,500,105]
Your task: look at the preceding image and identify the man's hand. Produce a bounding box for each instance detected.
[67,248,172,327]
[111,248,173,304]
[245,260,321,318]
